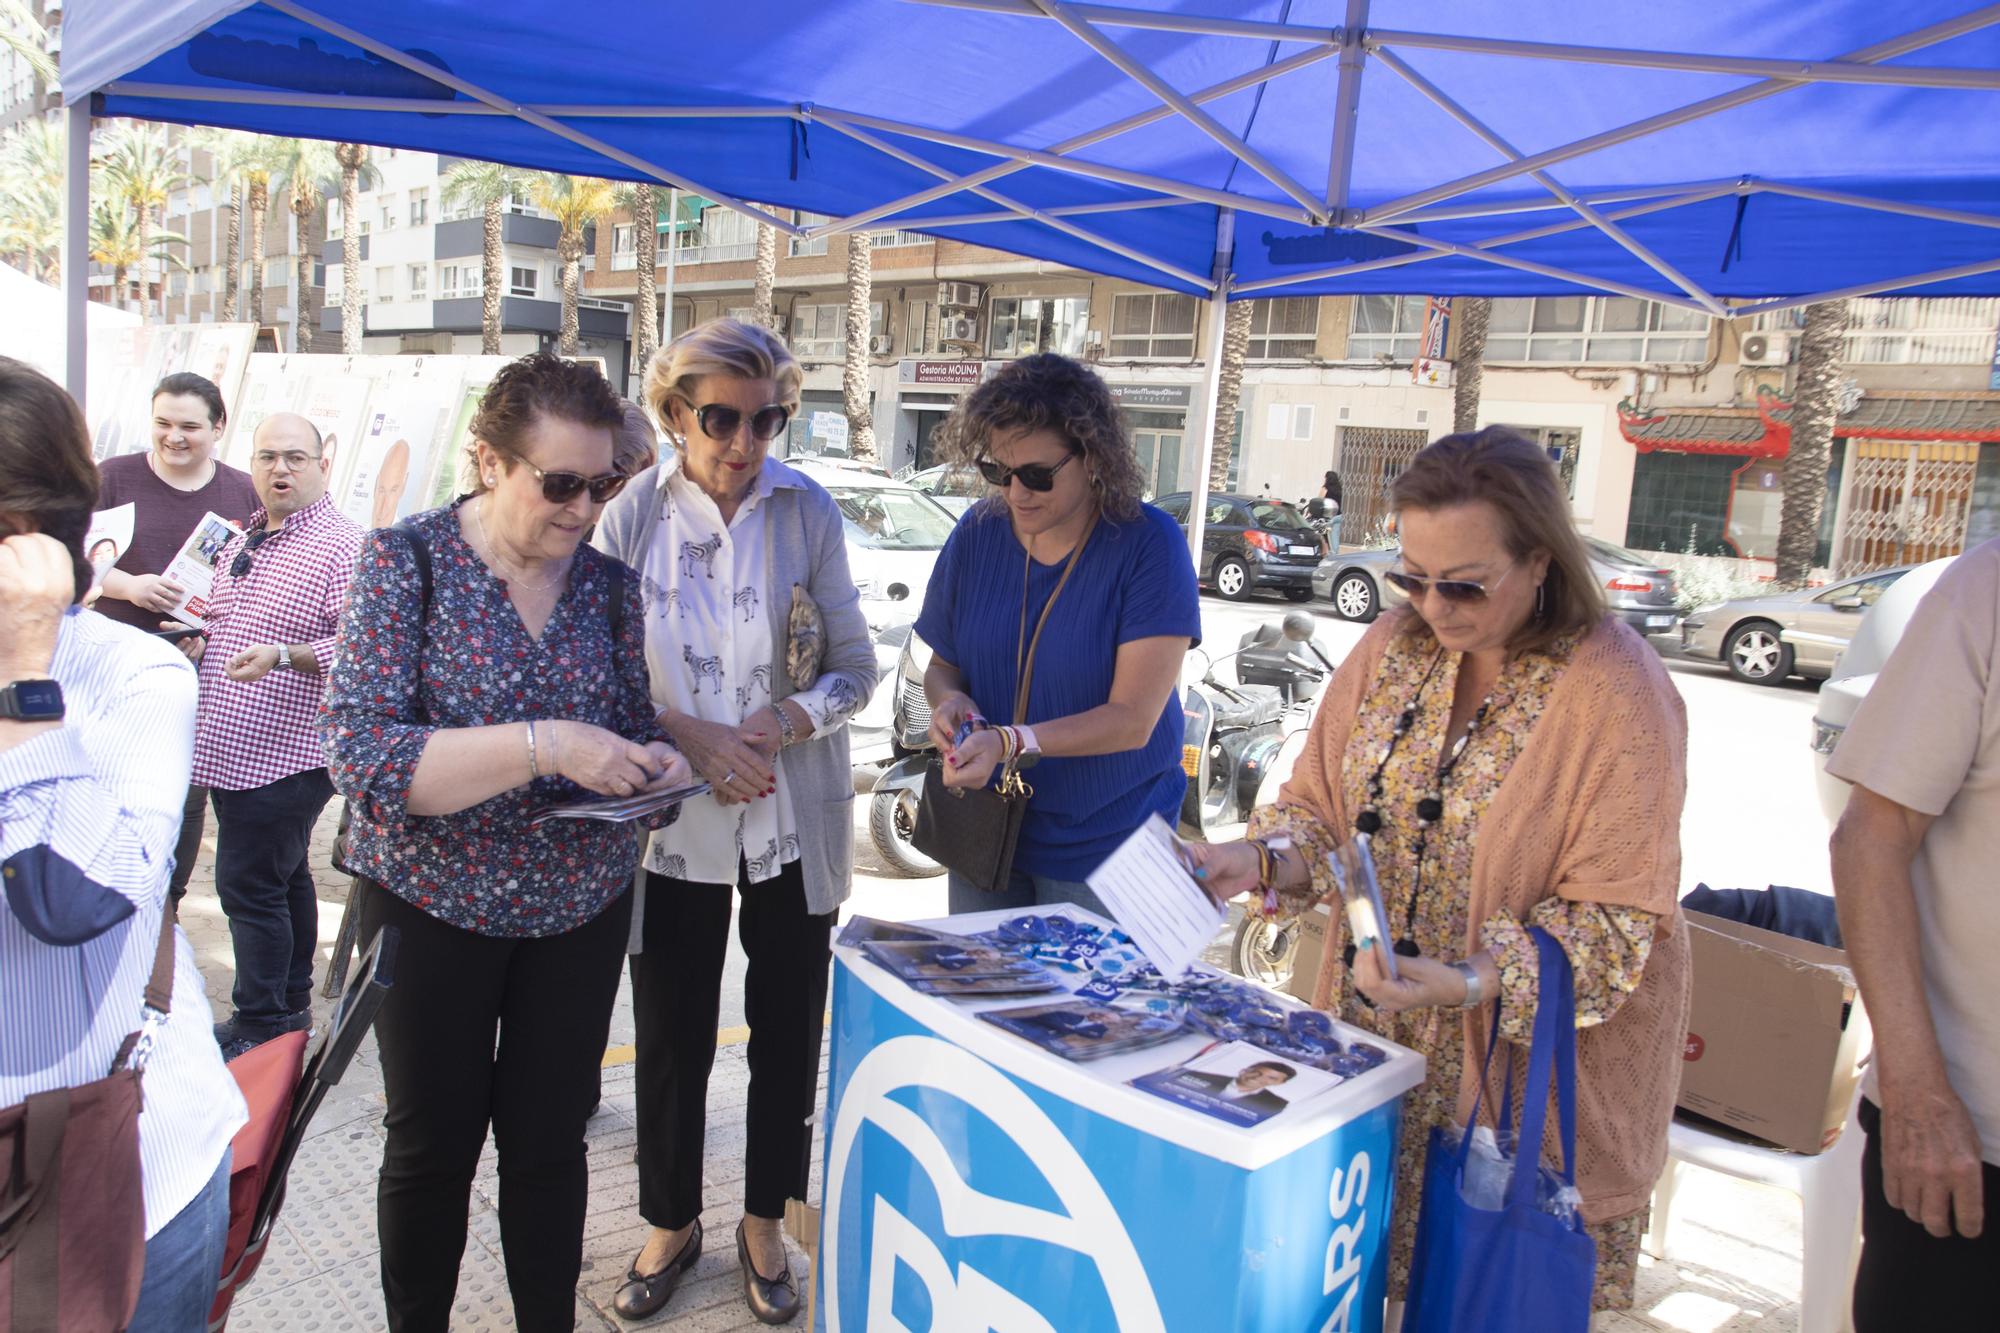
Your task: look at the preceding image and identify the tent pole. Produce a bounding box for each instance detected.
[1385,177,1744,225]
[61,101,90,405]
[1185,210,1236,570]
[1730,258,2000,316]
[1753,181,2000,231]
[877,197,1190,230]
[1355,223,1717,314]
[915,0,1341,44]
[1327,0,1371,215]
[660,187,676,351]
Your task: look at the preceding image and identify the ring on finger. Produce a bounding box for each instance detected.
[723,770,737,786]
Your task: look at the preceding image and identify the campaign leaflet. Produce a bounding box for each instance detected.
[161,511,245,628]
[525,782,711,828]
[83,503,135,584]
[862,940,1050,985]
[837,916,976,950]
[1129,1040,1344,1129]
[980,999,1185,1063]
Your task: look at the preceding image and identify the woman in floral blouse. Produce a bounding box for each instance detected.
[320,353,690,1333]
[1191,428,1690,1319]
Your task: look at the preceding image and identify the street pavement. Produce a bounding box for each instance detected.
[184,587,1826,1331]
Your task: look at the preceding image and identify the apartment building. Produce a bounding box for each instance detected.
[0,0,58,134]
[155,135,323,353]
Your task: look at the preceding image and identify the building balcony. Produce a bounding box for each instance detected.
[320,235,370,265]
[434,213,561,259]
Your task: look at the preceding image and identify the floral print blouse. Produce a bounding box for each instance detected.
[320,501,671,937]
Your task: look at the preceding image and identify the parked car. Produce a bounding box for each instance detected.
[1155,491,1321,601]
[905,463,984,517]
[1312,535,1683,637]
[1680,565,1912,686]
[793,460,956,631]
[1808,557,1953,823]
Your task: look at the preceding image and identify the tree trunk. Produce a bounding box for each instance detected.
[113,262,129,313]
[1774,301,1849,588]
[1452,297,1491,435]
[337,144,365,355]
[247,181,268,334]
[294,202,316,353]
[135,207,151,321]
[753,221,776,331]
[1207,299,1253,492]
[842,232,875,461]
[633,183,658,373]
[222,183,241,321]
[558,235,582,355]
[481,197,504,355]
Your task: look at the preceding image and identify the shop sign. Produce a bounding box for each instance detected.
[810,411,850,449]
[1109,383,1194,409]
[904,359,985,386]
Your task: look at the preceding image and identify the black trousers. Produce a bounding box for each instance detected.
[168,783,209,903]
[631,860,835,1229]
[1854,1097,1999,1331]
[361,882,632,1333]
[210,768,335,1025]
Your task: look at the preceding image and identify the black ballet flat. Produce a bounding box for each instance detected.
[612,1218,702,1321]
[737,1220,801,1325]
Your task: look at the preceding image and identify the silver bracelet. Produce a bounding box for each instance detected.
[774,703,798,748]
[525,720,540,779]
[1452,958,1485,1009]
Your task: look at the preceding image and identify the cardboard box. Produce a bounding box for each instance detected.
[1678,910,1871,1154]
[1286,903,1333,1004]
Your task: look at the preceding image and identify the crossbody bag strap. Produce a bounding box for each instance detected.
[1012,514,1099,723]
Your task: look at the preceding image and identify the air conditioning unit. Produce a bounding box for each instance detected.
[937,281,984,310]
[868,333,893,355]
[1740,331,1793,366]
[939,315,981,345]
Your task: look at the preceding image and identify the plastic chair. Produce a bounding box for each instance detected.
[1645,1081,1865,1333]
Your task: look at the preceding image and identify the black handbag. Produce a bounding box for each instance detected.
[912,520,1094,892]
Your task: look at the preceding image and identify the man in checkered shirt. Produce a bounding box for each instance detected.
[181,413,361,1059]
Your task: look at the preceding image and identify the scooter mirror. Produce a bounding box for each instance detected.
[1281,610,1317,643]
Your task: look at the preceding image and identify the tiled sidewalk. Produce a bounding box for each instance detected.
[179,808,1816,1332]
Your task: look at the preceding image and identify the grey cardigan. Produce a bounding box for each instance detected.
[592,454,878,934]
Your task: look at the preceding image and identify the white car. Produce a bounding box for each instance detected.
[791,460,956,633]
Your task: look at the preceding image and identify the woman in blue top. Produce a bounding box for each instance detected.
[915,353,1201,913]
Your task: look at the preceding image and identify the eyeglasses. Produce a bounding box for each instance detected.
[230,527,276,578]
[1384,562,1519,605]
[514,459,630,505]
[976,451,1079,493]
[690,401,791,443]
[252,449,320,471]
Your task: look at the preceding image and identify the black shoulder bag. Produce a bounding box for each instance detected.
[911,519,1095,893]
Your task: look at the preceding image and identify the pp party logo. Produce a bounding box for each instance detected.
[821,1036,1165,1333]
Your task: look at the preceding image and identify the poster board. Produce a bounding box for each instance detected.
[85,323,256,461]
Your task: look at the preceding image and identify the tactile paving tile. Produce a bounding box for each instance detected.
[281,1182,382,1272]
[283,1125,386,1209]
[227,1272,368,1332]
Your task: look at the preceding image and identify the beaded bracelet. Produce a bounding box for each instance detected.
[774,704,798,748]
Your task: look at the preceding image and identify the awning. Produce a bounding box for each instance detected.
[1616,401,1786,458]
[1756,387,2000,441]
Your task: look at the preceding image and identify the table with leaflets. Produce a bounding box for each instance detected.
[813,904,1426,1333]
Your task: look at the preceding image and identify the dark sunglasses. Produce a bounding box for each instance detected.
[691,401,791,443]
[1384,563,1519,605]
[516,459,630,505]
[229,527,276,578]
[976,451,1078,493]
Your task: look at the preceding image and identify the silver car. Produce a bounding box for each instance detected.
[904,464,983,517]
[1680,566,1912,686]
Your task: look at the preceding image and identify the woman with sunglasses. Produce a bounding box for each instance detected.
[1187,427,1689,1320]
[916,353,1201,916]
[320,352,691,1332]
[592,318,876,1326]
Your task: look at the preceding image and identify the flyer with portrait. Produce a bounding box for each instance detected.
[83,503,136,580]
[161,511,244,628]
[1130,1040,1343,1128]
[980,999,1184,1063]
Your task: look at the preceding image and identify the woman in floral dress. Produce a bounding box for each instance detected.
[1191,427,1690,1320]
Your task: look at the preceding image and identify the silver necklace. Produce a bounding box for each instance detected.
[470,498,570,593]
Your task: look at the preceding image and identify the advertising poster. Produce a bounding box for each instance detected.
[222,354,311,468]
[340,385,451,529]
[429,379,488,509]
[294,370,379,504]
[87,324,255,462]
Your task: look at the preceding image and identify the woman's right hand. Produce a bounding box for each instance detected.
[123,572,186,613]
[1181,839,1264,904]
[548,721,661,798]
[927,690,978,753]
[669,714,776,806]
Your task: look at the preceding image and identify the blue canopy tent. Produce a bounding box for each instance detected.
[54,0,2000,552]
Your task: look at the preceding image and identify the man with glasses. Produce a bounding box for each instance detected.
[181,413,362,1059]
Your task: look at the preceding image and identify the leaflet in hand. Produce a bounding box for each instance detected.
[980,998,1185,1062]
[1329,834,1400,982]
[1085,814,1228,979]
[84,503,135,581]
[1129,1040,1343,1128]
[526,782,710,828]
[162,511,245,627]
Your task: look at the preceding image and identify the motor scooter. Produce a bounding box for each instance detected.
[1180,610,1335,842]
[865,628,945,877]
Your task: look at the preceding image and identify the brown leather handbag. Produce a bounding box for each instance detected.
[912,520,1095,893]
[0,910,174,1333]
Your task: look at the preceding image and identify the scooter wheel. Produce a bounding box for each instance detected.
[869,788,945,878]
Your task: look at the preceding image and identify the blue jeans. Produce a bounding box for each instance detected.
[129,1145,231,1333]
[947,867,1111,919]
[212,767,335,1027]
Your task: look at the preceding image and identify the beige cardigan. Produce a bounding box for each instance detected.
[1283,611,1690,1222]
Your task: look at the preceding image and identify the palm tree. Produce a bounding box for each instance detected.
[334,142,374,354]
[189,128,262,321]
[1773,301,1850,587]
[614,181,659,373]
[99,122,188,319]
[240,140,284,335]
[442,158,530,354]
[1,0,54,83]
[528,172,617,355]
[1451,297,1492,434]
[88,197,186,313]
[1206,299,1253,492]
[269,138,338,352]
[753,220,777,330]
[0,118,64,279]
[842,231,876,461]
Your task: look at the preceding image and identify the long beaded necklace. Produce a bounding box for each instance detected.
[1345,646,1506,971]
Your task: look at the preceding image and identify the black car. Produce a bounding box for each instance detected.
[1155,492,1322,601]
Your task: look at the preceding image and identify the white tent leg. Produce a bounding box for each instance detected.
[1184,210,1236,570]
[62,101,91,405]
[660,187,677,353]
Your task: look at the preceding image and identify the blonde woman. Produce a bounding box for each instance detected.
[593,318,876,1325]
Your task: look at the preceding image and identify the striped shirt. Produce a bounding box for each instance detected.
[0,609,249,1237]
[192,493,363,791]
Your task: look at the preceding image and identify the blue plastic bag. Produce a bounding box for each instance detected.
[1404,927,1597,1333]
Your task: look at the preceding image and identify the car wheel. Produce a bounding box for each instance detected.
[1724,620,1794,685]
[868,788,944,877]
[1282,586,1313,603]
[1213,556,1252,601]
[1331,571,1377,622]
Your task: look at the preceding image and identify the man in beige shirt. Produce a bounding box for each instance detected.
[1828,539,2000,1330]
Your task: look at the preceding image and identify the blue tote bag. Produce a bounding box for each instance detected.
[1404,927,1597,1333]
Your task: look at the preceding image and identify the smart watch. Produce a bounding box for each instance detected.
[1014,724,1042,770]
[0,678,65,722]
